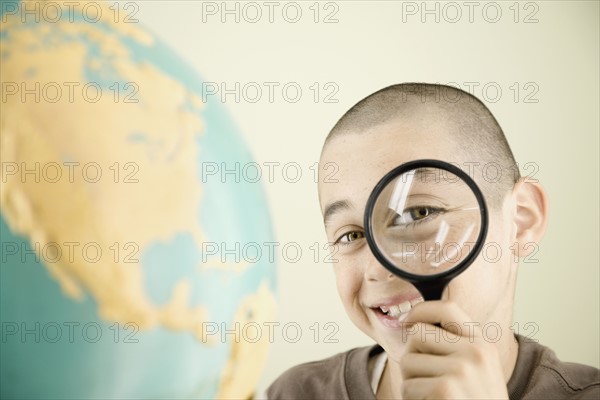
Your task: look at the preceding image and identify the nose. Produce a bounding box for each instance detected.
[364,254,395,282]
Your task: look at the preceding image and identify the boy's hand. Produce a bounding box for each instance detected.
[399,300,509,400]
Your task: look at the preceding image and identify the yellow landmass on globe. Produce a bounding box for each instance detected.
[1,0,206,338]
[216,283,277,399]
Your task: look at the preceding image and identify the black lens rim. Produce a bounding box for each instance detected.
[364,159,489,283]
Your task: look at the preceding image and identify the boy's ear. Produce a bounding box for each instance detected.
[510,178,549,258]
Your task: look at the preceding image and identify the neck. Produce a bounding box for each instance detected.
[499,331,520,381]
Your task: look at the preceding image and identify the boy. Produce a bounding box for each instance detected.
[266,83,599,399]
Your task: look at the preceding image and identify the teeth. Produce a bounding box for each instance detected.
[399,301,411,313]
[378,297,425,318]
[388,305,401,318]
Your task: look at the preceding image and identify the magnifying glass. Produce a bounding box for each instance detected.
[364,160,489,301]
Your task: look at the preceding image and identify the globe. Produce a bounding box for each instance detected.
[0,2,276,398]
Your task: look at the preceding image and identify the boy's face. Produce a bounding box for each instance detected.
[318,116,519,355]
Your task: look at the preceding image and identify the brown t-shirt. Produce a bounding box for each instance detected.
[266,335,599,399]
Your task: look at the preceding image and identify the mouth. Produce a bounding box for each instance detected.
[369,297,424,328]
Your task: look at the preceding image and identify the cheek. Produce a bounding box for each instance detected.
[482,210,518,273]
[333,259,363,309]
[472,206,515,272]
[448,213,516,316]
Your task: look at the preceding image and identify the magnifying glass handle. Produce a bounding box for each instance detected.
[414,281,448,328]
[415,280,449,302]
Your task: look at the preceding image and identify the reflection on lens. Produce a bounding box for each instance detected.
[369,167,483,277]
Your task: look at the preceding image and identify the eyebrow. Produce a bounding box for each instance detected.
[323,200,351,226]
[412,168,457,184]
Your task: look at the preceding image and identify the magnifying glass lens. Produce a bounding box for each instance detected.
[369,166,483,277]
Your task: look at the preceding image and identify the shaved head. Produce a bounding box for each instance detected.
[324,83,520,207]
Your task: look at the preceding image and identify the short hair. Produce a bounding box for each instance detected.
[325,83,520,207]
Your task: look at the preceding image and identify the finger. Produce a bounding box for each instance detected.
[402,377,432,400]
[400,352,452,379]
[402,377,451,400]
[404,300,481,337]
[404,322,462,355]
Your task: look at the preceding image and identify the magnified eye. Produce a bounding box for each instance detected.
[406,206,434,221]
[390,206,442,227]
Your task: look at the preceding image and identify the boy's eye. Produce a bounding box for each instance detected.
[337,231,365,244]
[405,206,434,222]
[392,206,441,225]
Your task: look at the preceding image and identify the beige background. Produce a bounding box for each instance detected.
[136,0,599,393]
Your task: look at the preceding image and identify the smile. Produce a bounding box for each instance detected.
[370,297,423,328]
